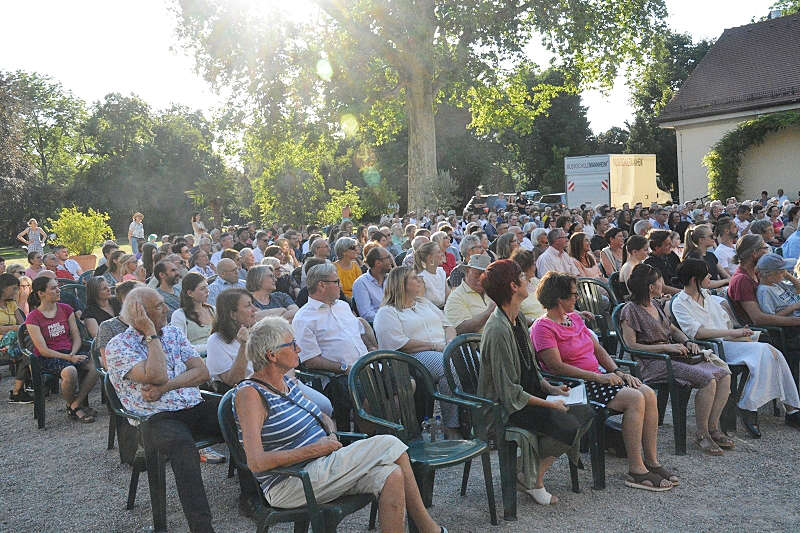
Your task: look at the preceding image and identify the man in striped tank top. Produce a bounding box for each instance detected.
[233,317,448,533]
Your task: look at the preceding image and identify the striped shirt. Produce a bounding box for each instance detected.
[232,377,327,492]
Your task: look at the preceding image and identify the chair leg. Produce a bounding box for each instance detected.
[293,519,309,533]
[497,440,517,521]
[145,447,168,532]
[655,385,669,426]
[590,416,606,490]
[107,412,116,450]
[460,459,471,496]
[479,452,498,525]
[721,370,742,433]
[569,461,580,493]
[670,385,688,456]
[772,399,780,417]
[127,460,143,510]
[367,499,378,530]
[228,459,235,479]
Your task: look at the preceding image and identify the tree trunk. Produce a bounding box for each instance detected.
[405,74,437,215]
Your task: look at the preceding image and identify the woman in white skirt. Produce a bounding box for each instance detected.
[373,266,459,437]
[672,258,800,438]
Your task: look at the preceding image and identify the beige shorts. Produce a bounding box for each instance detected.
[265,435,408,508]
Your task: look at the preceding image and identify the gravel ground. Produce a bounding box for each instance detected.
[2,376,799,533]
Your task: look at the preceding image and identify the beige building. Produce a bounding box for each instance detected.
[659,14,800,203]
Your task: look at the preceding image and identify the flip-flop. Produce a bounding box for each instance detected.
[625,471,673,492]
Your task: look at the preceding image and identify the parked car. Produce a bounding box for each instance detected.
[532,193,566,211]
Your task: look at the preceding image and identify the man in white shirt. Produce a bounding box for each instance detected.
[713,217,738,275]
[251,230,269,263]
[292,262,377,428]
[210,232,234,266]
[535,228,579,278]
[54,245,82,277]
[777,188,790,205]
[733,204,751,237]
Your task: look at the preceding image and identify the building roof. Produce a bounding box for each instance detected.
[658,14,800,123]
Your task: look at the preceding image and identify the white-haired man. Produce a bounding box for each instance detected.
[105,287,259,530]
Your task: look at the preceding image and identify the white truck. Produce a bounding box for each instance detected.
[564,154,672,209]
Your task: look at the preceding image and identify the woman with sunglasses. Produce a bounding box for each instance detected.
[333,236,361,299]
[531,271,676,491]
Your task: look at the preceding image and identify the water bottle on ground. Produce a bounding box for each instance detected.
[433,415,444,441]
[421,416,432,442]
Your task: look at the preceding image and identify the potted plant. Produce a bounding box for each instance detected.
[47,207,115,270]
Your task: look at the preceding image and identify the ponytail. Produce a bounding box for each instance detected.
[28,276,51,309]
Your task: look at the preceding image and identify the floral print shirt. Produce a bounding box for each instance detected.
[105,324,203,418]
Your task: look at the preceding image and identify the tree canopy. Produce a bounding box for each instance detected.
[174,0,667,212]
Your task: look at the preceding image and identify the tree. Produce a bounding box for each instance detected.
[593,126,630,154]
[174,0,667,213]
[474,66,594,193]
[626,32,712,195]
[318,181,364,225]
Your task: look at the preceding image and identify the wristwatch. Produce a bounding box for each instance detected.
[143,334,159,344]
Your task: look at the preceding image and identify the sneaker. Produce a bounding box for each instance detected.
[199,447,226,464]
[9,390,34,404]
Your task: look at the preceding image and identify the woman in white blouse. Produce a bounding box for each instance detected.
[170,272,215,355]
[373,266,458,436]
[672,258,800,437]
[414,241,449,308]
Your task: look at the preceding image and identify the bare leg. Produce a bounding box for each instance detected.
[639,385,660,465]
[708,375,731,432]
[606,387,646,474]
[378,467,406,533]
[72,362,98,406]
[393,452,441,533]
[61,366,77,406]
[694,379,716,436]
[532,456,559,504]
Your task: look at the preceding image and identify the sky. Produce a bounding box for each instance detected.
[1,0,778,134]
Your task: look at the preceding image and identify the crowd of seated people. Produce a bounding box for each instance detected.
[8,188,800,530]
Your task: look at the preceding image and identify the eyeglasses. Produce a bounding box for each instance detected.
[348,245,358,251]
[274,339,298,351]
[320,279,341,286]
[567,292,579,298]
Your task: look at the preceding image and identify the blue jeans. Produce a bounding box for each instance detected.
[130,236,140,256]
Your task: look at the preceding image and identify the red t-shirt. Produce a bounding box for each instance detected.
[442,252,457,276]
[727,269,757,323]
[55,267,74,281]
[25,303,74,355]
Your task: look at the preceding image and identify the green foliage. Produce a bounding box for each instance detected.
[626,31,712,195]
[48,207,114,256]
[174,0,668,211]
[318,181,364,226]
[417,170,460,212]
[704,111,800,199]
[360,179,400,221]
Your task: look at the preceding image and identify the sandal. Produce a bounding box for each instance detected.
[67,405,96,423]
[694,434,723,457]
[709,430,735,449]
[624,471,673,492]
[645,463,681,485]
[82,406,98,417]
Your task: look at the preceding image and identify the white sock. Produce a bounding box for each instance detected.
[528,486,553,505]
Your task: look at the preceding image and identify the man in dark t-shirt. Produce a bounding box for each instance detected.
[643,230,680,294]
[590,216,609,252]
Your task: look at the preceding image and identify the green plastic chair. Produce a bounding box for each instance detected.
[575,278,619,354]
[442,334,588,521]
[611,303,694,455]
[59,283,87,309]
[104,375,224,532]
[217,387,377,533]
[348,350,498,527]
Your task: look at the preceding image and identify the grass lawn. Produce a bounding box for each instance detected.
[1,243,134,268]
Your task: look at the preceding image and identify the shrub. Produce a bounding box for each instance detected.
[48,207,115,255]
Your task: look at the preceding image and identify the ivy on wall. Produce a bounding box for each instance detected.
[703,111,800,199]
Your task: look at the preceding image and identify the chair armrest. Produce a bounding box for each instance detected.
[259,465,319,507]
[451,390,498,407]
[201,390,222,401]
[113,405,150,424]
[336,431,369,444]
[540,371,584,387]
[353,409,405,433]
[624,348,670,361]
[432,392,486,410]
[612,358,639,370]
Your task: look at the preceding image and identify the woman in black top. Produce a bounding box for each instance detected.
[83,277,120,338]
[682,225,729,289]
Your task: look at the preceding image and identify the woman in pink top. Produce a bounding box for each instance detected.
[531,271,676,492]
[25,276,97,423]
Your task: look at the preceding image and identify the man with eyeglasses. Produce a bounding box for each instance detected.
[352,247,392,323]
[207,258,246,307]
[292,263,378,429]
[535,229,580,278]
